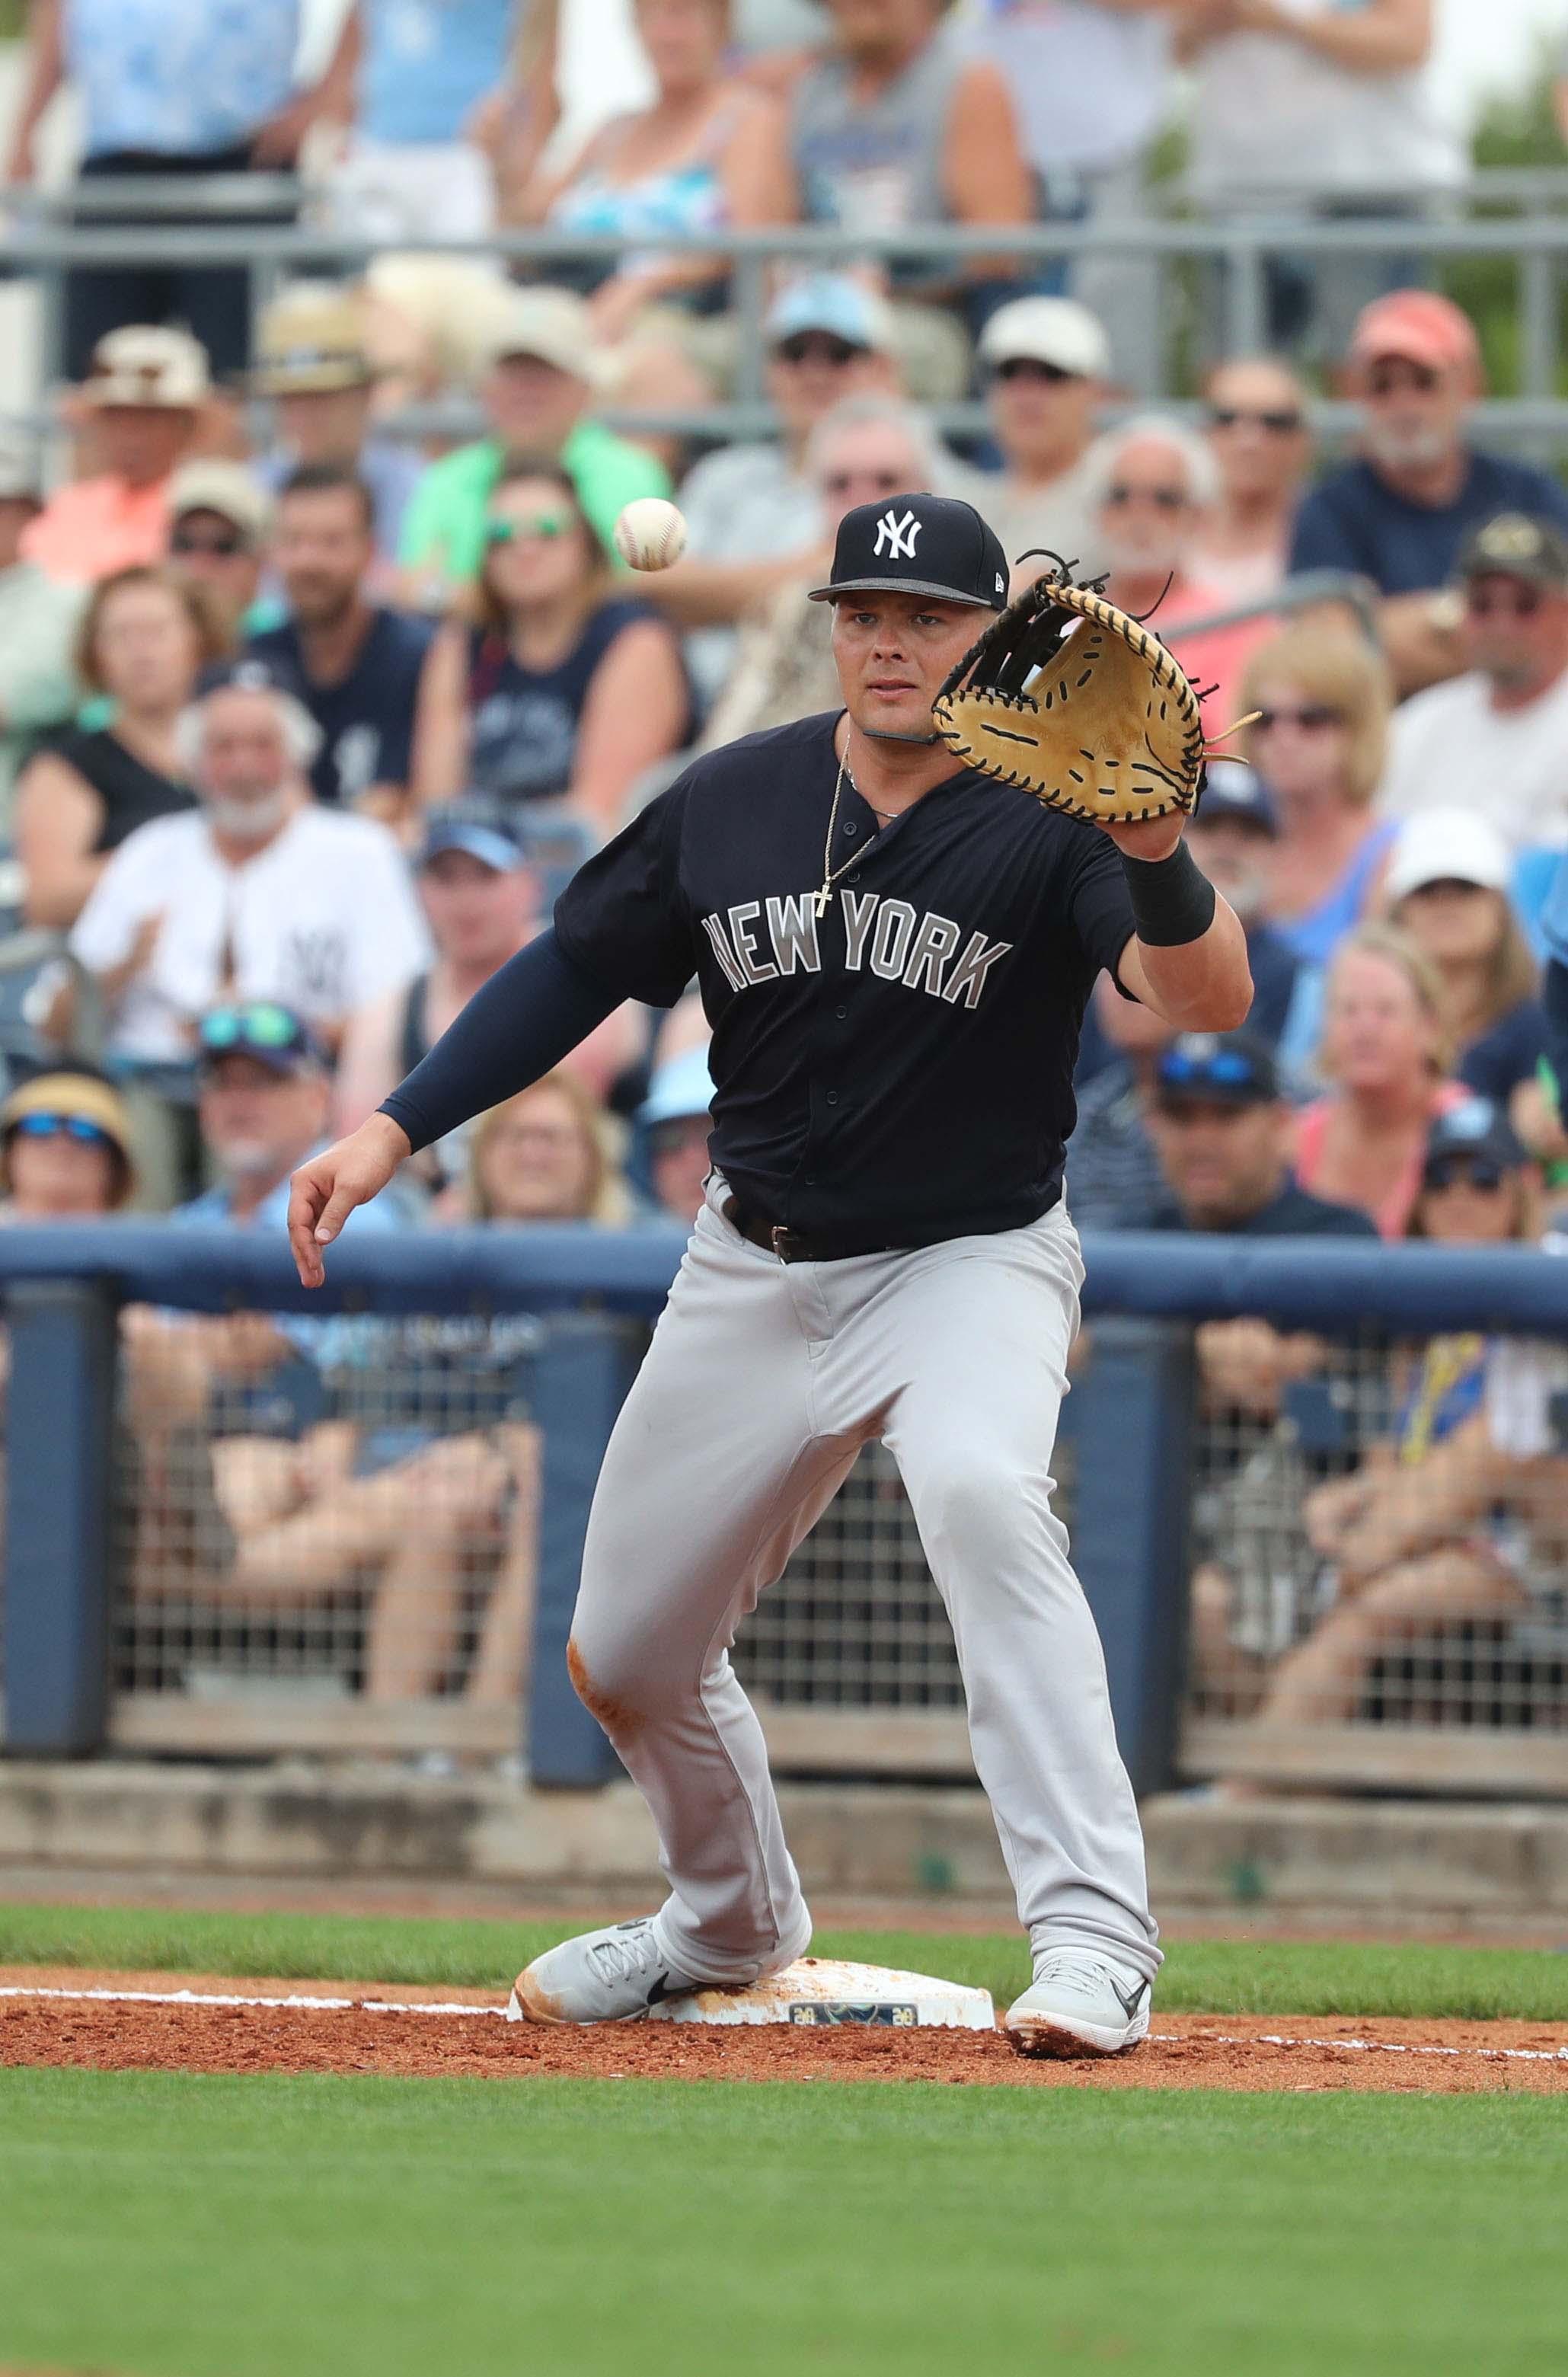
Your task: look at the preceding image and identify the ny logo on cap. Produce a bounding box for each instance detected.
[873,508,921,561]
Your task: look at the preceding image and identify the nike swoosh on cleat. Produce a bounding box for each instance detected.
[1110,1976,1151,2020]
[644,1971,693,2007]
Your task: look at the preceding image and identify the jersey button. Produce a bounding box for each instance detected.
[835,1004,848,1020]
[826,1091,840,1106]
[843,820,858,837]
[848,871,861,883]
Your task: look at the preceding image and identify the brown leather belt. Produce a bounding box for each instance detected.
[721,1196,902,1264]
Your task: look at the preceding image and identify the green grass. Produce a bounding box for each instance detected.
[0,2069,1563,2377]
[2,1898,1566,2020]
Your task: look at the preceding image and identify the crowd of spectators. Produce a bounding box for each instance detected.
[5,0,1568,1735]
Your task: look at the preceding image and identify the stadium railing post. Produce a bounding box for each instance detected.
[1063,1315,1196,1797]
[2,1278,119,1755]
[526,1312,648,1788]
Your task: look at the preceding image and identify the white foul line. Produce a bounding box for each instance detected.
[1,1984,1566,2063]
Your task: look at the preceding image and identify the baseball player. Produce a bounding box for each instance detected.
[289,496,1251,2056]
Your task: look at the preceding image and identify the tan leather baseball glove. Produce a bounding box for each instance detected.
[931,567,1209,826]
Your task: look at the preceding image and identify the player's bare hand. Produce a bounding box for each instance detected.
[288,1113,411,1287]
[1097,813,1186,863]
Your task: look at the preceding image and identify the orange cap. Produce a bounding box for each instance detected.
[1350,290,1480,379]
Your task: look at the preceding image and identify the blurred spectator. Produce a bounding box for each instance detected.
[247,465,433,820]
[252,286,424,575]
[0,453,85,825]
[321,1,519,243]
[1182,0,1463,359]
[14,567,219,931]
[1191,357,1313,605]
[360,253,522,420]
[1186,761,1301,1051]
[5,0,325,379]
[70,664,429,1110]
[1148,1030,1377,1238]
[522,0,794,342]
[640,1042,714,1222]
[130,1010,508,1707]
[672,275,899,709]
[784,0,1033,391]
[1239,625,1394,970]
[1063,975,1173,1231]
[465,1074,635,1225]
[396,286,671,602]
[1383,810,1545,1110]
[960,297,1110,577]
[411,459,691,835]
[1378,513,1568,852]
[700,392,938,746]
[1088,415,1272,729]
[960,0,1171,394]
[0,1070,136,1218]
[1288,294,1568,695]
[1292,922,1465,1238]
[1247,1100,1556,1737]
[166,462,273,643]
[25,328,207,584]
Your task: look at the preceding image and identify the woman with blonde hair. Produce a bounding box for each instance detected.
[1382,807,1547,1110]
[15,565,225,930]
[410,458,691,835]
[1240,624,1396,968]
[465,1070,634,1228]
[1293,923,1467,1238]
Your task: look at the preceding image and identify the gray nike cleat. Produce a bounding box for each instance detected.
[509,1916,706,2025]
[1004,1948,1152,2059]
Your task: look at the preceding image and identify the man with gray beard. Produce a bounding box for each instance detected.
[1289,291,1568,695]
[70,660,427,1197]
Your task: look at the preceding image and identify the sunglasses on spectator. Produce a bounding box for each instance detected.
[200,1003,313,1059]
[774,334,863,368]
[1206,405,1303,435]
[9,1112,115,1149]
[992,357,1079,385]
[1423,1158,1512,1193]
[1158,1048,1260,1089]
[1252,703,1343,733]
[1104,483,1188,510]
[485,510,573,545]
[1366,359,1440,395]
[821,468,912,496]
[170,526,247,558]
[1467,582,1544,618]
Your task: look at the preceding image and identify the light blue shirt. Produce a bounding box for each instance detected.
[174,1149,407,1370]
[361,0,513,147]
[65,0,301,158]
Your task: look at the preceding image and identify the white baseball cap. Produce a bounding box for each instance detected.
[481,286,612,388]
[1385,807,1512,904]
[979,297,1111,382]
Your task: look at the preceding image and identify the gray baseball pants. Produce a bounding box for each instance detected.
[567,1176,1161,1987]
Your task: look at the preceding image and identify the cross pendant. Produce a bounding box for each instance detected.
[815,887,831,918]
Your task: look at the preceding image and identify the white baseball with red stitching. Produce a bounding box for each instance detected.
[613,497,688,572]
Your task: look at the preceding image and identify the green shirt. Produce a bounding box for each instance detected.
[398,422,671,587]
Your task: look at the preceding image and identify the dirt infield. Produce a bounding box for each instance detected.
[3,1968,1566,2093]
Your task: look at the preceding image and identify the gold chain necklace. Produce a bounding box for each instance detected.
[814,754,898,917]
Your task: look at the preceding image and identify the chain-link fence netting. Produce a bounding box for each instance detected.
[92,1302,1568,1784]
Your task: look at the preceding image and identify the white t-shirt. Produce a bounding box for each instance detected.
[957,0,1170,175]
[71,804,432,1065]
[1378,667,1568,852]
[1189,0,1464,203]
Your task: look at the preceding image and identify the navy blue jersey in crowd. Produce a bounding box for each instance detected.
[248,607,433,806]
[551,711,1139,1248]
[465,598,687,813]
[1289,450,1568,596]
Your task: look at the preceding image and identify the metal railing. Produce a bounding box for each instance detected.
[3,198,1568,451]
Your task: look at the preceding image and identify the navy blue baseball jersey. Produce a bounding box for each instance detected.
[554,711,1139,1246]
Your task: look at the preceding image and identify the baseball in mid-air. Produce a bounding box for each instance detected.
[613,497,688,571]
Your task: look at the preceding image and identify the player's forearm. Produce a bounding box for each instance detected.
[1122,864,1253,1031]
[378,928,623,1152]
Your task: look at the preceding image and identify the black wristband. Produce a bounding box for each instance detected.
[1120,839,1217,948]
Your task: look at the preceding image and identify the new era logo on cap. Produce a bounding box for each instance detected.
[809,495,1010,612]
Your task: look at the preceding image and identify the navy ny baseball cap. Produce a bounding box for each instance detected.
[418,803,525,874]
[1422,1097,1527,1184]
[1155,1030,1279,1107]
[809,494,1009,610]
